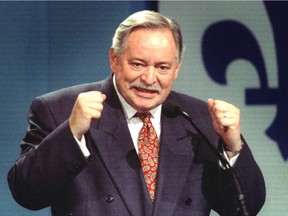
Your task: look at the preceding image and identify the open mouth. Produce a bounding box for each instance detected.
[131,87,160,99]
[129,82,161,98]
[134,87,159,94]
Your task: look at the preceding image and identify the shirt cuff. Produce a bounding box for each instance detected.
[74,136,90,158]
[222,149,239,167]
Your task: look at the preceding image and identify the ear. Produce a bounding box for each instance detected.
[109,48,118,74]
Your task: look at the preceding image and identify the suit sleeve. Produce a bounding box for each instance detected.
[230,141,266,216]
[205,139,266,216]
[7,96,89,210]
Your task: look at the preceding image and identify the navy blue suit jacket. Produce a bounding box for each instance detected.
[8,76,265,216]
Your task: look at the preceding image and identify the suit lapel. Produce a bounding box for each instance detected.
[88,77,153,216]
[153,114,195,216]
[86,77,198,215]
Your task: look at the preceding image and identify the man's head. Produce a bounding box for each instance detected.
[110,10,183,112]
[111,10,184,64]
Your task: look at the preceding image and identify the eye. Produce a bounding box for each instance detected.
[133,62,142,68]
[160,65,169,70]
[158,65,170,73]
[130,61,145,70]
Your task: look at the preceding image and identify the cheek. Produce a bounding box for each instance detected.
[159,75,176,90]
[116,64,138,81]
[115,72,135,92]
[124,72,137,82]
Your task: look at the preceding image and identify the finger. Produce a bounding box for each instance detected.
[101,93,106,101]
[212,100,238,118]
[207,98,215,118]
[88,102,104,113]
[77,92,106,108]
[208,99,240,131]
[208,99,230,118]
[92,93,106,105]
[89,108,103,119]
[218,117,239,130]
[90,92,106,102]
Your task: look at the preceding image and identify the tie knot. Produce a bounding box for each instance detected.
[136,112,151,123]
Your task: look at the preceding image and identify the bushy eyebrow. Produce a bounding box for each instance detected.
[128,58,172,66]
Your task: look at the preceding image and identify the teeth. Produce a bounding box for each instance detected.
[142,89,153,93]
[135,87,157,93]
[138,88,149,93]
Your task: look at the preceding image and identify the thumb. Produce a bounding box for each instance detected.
[207,98,214,116]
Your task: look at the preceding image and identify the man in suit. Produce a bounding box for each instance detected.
[8,10,265,216]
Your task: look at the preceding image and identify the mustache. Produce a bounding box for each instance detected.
[129,82,161,92]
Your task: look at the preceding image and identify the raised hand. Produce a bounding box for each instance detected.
[69,91,106,140]
[207,98,243,156]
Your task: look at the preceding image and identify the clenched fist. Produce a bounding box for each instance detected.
[69,91,106,140]
[207,98,243,156]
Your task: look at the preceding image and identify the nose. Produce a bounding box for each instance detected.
[141,66,157,85]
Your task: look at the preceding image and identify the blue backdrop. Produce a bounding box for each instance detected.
[0,1,156,215]
[1,1,287,215]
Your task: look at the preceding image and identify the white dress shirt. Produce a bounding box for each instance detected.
[74,76,238,166]
[113,77,162,153]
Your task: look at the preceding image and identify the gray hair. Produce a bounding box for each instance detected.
[111,10,184,63]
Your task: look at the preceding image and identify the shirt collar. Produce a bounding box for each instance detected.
[112,75,162,121]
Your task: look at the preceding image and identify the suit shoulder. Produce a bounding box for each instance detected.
[39,82,102,102]
[168,91,207,111]
[27,80,106,124]
[29,80,105,115]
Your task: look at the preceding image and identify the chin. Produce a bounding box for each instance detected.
[130,95,162,111]
[136,102,159,112]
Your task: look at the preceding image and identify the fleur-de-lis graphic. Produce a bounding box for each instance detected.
[201,1,288,160]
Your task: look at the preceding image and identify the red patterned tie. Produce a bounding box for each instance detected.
[137,112,160,202]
